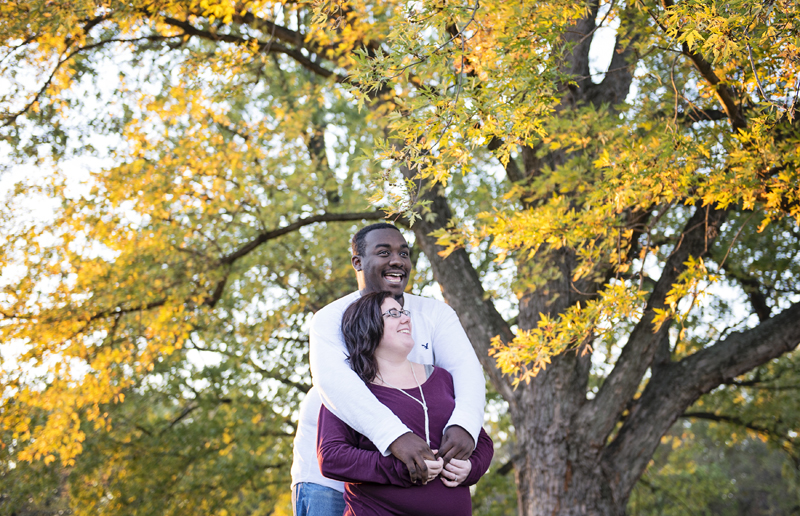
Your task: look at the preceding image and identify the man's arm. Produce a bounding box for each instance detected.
[429,303,486,461]
[309,303,433,482]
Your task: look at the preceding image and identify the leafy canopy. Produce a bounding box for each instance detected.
[2,0,800,513]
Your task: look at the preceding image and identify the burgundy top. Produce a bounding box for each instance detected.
[317,367,494,516]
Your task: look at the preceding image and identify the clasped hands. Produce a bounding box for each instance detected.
[389,426,474,487]
[424,453,472,487]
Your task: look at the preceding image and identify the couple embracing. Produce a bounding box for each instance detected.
[291,223,493,516]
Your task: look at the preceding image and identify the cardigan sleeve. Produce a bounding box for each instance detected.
[462,427,494,487]
[317,405,414,487]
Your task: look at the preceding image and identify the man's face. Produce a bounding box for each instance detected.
[352,228,412,300]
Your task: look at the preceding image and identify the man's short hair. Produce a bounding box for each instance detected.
[351,223,402,256]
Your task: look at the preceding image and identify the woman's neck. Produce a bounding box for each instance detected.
[374,355,424,389]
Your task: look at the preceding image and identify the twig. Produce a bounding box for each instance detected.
[744,29,777,109]
[717,211,755,270]
[669,53,681,130]
[575,0,617,47]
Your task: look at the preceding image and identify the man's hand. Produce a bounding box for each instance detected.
[437,425,474,465]
[389,432,435,484]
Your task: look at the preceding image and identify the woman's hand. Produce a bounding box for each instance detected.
[440,457,472,487]
[423,450,444,482]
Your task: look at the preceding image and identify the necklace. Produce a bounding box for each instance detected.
[377,363,430,446]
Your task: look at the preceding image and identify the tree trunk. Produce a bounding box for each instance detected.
[511,353,620,516]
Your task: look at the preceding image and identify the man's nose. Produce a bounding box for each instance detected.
[388,253,404,267]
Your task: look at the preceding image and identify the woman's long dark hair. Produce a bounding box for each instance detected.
[341,291,393,383]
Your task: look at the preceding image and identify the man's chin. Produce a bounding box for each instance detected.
[383,281,407,296]
[364,277,408,295]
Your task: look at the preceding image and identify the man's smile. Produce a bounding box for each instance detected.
[383,271,405,284]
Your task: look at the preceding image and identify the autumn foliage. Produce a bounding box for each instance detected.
[1,1,800,515]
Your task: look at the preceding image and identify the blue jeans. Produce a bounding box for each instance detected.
[292,482,346,516]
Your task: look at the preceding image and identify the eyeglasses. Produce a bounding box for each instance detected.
[382,308,410,318]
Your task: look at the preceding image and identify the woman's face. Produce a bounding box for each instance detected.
[376,297,414,359]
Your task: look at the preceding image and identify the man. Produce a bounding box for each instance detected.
[291,223,486,515]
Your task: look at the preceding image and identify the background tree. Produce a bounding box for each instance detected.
[629,419,800,516]
[1,1,800,516]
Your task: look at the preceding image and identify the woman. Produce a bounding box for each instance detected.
[316,291,494,515]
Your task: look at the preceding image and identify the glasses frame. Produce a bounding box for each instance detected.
[382,308,411,318]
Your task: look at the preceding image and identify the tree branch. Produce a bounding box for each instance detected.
[656,0,746,130]
[676,107,728,124]
[560,0,600,91]
[199,210,387,309]
[679,41,746,130]
[159,16,348,83]
[681,411,780,437]
[204,275,229,308]
[723,380,800,391]
[399,167,517,407]
[219,210,386,266]
[232,11,307,49]
[167,403,200,430]
[579,204,729,446]
[603,301,800,498]
[586,1,640,108]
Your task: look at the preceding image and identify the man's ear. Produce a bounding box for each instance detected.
[351,255,362,271]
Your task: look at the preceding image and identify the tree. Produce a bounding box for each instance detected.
[1,1,800,516]
[0,0,382,507]
[630,419,800,515]
[350,0,800,513]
